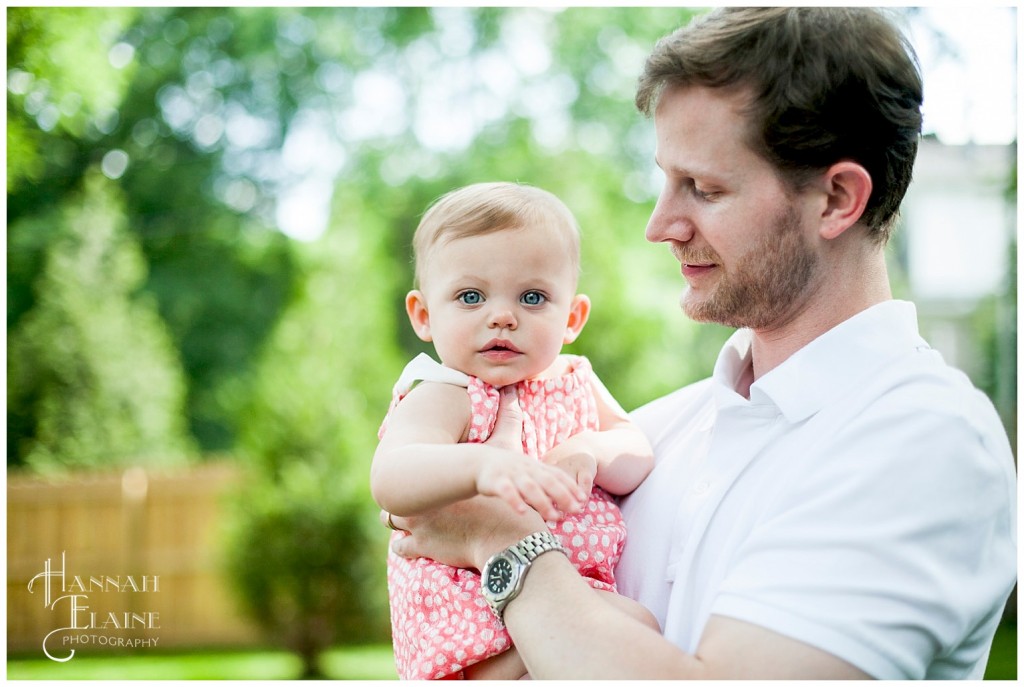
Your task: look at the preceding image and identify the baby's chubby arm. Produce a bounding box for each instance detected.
[541,374,654,496]
[371,383,586,521]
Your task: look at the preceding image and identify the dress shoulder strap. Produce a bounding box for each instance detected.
[392,353,472,397]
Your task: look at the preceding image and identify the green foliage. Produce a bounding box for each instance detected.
[7,172,194,472]
[6,7,138,192]
[8,6,301,453]
[231,185,405,480]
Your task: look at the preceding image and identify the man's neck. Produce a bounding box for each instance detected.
[739,253,892,398]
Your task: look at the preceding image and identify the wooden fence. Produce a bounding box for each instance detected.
[7,462,265,656]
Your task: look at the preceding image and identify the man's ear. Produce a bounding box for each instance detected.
[405,290,433,342]
[818,161,873,240]
[563,294,591,344]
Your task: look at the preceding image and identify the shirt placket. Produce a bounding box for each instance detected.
[666,401,784,584]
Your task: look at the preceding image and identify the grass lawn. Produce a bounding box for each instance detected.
[6,644,398,680]
[7,624,1016,680]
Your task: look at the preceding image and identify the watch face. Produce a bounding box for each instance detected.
[485,557,514,594]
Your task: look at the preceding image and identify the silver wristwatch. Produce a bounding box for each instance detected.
[480,531,568,625]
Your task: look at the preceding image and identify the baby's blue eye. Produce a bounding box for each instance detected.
[458,290,483,305]
[521,291,546,306]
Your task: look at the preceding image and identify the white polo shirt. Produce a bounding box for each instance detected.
[617,300,1017,679]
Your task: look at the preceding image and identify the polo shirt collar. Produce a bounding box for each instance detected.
[712,300,927,423]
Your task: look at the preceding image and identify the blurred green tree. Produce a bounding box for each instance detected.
[8,6,300,457]
[223,461,389,678]
[7,171,194,471]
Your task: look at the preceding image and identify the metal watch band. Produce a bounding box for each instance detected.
[513,530,567,562]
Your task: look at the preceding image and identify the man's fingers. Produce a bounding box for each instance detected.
[391,532,416,558]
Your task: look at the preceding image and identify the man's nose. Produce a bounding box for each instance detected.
[646,191,696,244]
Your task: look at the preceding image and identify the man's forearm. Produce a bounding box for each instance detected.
[501,551,871,680]
[501,552,698,679]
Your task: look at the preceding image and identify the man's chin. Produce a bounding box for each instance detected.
[681,294,745,329]
[681,291,718,324]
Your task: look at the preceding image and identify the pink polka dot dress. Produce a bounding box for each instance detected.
[378,354,628,680]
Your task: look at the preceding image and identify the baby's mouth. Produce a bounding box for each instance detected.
[481,339,522,356]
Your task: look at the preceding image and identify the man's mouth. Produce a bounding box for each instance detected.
[682,262,717,280]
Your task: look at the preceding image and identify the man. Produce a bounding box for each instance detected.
[388,7,1017,679]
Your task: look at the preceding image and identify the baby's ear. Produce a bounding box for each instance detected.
[564,294,591,344]
[405,290,433,342]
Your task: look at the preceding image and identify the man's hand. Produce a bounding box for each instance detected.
[389,495,544,571]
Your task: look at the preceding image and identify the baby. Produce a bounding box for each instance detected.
[372,182,657,679]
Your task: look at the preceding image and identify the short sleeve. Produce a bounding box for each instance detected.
[712,393,1017,679]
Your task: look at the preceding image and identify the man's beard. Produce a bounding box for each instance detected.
[681,205,817,330]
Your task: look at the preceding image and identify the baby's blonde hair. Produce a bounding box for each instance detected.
[412,182,582,287]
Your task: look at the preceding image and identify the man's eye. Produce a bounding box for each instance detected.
[521,291,546,306]
[691,180,719,201]
[457,290,483,305]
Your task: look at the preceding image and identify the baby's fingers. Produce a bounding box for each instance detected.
[522,468,585,519]
[513,478,561,521]
[485,476,530,515]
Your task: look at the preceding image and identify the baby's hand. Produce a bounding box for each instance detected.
[476,453,586,521]
[547,450,597,497]
[477,385,585,519]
